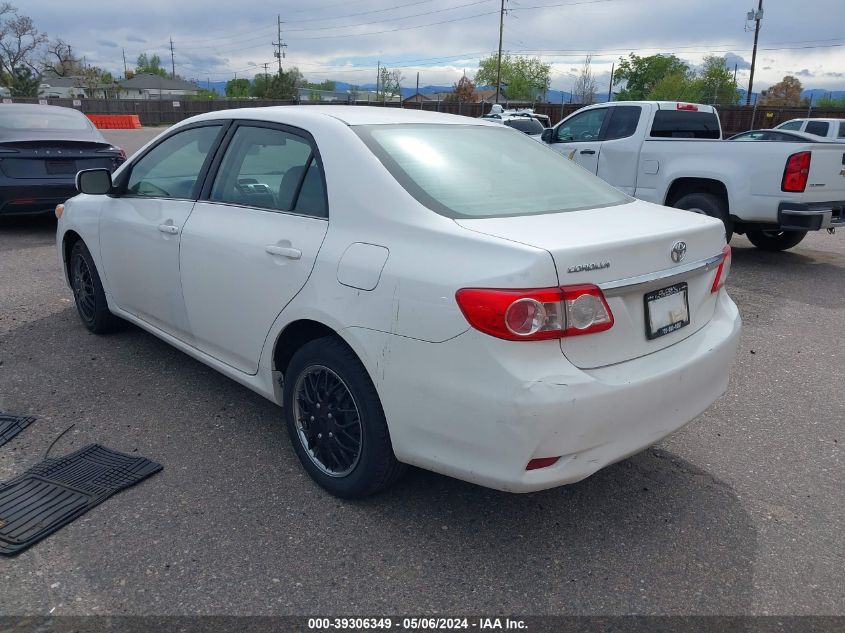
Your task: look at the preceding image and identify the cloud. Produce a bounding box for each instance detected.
[126,35,146,43]
[96,39,118,48]
[723,52,751,70]
[796,68,813,77]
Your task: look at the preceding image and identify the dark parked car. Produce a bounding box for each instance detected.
[0,104,125,215]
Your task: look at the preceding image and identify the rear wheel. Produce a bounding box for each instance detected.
[283,336,405,498]
[69,240,125,333]
[745,229,808,251]
[672,192,733,243]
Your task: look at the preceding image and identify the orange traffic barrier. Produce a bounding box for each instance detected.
[86,114,142,129]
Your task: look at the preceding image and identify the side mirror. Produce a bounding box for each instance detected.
[541,128,554,143]
[76,169,113,195]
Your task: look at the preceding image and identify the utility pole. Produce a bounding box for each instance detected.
[417,71,421,109]
[169,38,176,79]
[494,0,506,104]
[607,62,614,102]
[376,61,380,101]
[122,48,127,78]
[273,15,287,75]
[746,0,763,105]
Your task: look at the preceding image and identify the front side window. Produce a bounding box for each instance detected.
[805,121,830,137]
[356,124,629,219]
[838,123,845,139]
[210,125,327,217]
[126,125,222,199]
[556,108,607,142]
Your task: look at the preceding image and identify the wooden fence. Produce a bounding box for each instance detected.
[8,96,845,137]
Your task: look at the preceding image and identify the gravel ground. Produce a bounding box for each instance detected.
[0,129,842,616]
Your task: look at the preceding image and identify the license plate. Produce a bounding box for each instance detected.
[644,282,690,340]
[46,160,76,175]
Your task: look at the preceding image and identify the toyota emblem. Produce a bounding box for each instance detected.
[671,241,687,263]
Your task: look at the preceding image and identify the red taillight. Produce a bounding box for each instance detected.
[711,245,732,293]
[526,456,560,470]
[455,284,613,341]
[782,151,811,192]
[676,103,699,111]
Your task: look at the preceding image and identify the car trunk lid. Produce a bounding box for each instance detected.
[455,200,727,368]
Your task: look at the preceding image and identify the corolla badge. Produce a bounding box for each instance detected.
[567,261,610,273]
[671,241,687,263]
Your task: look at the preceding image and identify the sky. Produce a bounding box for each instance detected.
[20,0,845,94]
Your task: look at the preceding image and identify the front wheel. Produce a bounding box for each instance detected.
[283,336,405,498]
[69,240,125,333]
[745,229,807,251]
[672,192,733,243]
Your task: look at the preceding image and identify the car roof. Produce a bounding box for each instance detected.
[191,105,497,127]
[0,103,89,116]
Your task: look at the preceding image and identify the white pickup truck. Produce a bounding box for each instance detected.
[775,118,845,143]
[541,101,845,250]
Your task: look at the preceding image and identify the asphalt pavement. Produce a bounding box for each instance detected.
[0,128,842,616]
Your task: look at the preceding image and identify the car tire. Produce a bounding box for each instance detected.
[672,192,733,243]
[745,229,808,251]
[69,240,126,334]
[283,336,406,498]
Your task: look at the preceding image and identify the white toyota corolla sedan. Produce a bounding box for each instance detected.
[57,106,740,498]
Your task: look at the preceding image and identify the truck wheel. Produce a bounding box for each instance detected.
[672,193,733,243]
[745,229,807,251]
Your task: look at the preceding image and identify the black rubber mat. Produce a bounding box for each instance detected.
[0,444,162,556]
[0,413,35,447]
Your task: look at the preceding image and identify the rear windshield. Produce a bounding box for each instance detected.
[503,118,544,135]
[355,124,629,219]
[650,110,721,139]
[0,108,92,131]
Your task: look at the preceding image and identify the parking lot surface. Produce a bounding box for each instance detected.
[0,128,842,616]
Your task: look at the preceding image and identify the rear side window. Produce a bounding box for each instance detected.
[650,111,720,139]
[805,121,830,137]
[210,125,327,217]
[777,121,802,131]
[604,106,641,140]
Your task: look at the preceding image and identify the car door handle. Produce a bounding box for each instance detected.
[580,149,596,155]
[157,224,179,234]
[265,245,302,260]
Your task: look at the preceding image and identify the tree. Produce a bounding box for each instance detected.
[697,55,740,105]
[613,53,688,100]
[648,70,700,102]
[377,66,403,101]
[572,55,597,105]
[225,77,250,98]
[8,65,38,96]
[265,66,303,100]
[816,94,845,108]
[759,76,804,106]
[76,64,106,98]
[0,3,47,90]
[190,88,217,100]
[250,73,272,98]
[475,54,550,101]
[42,38,82,77]
[445,75,476,102]
[135,53,168,77]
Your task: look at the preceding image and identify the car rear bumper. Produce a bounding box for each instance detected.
[778,200,845,230]
[350,290,740,493]
[0,181,77,215]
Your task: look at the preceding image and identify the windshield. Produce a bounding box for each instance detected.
[0,108,93,131]
[504,118,544,135]
[356,124,629,219]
